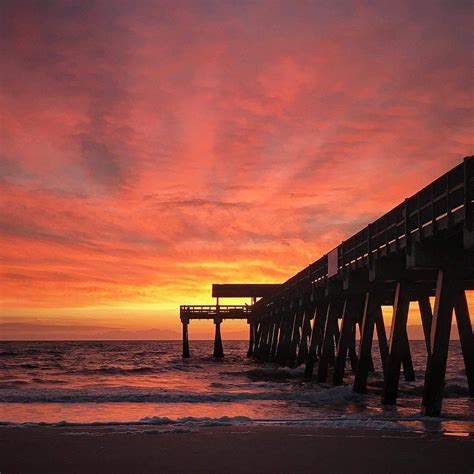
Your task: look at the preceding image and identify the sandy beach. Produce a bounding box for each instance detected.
[0,425,473,474]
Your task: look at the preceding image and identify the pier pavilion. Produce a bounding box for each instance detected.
[180,283,280,358]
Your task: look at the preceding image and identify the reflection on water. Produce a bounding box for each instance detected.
[0,340,472,434]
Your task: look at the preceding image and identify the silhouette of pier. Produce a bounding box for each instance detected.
[180,156,474,416]
[180,284,280,357]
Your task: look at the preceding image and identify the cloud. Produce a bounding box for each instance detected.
[0,0,473,337]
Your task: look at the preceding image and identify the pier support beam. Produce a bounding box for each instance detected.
[353,290,380,393]
[297,305,313,365]
[247,322,255,357]
[333,297,360,385]
[454,290,474,397]
[418,296,433,353]
[317,299,343,383]
[288,306,304,367]
[382,282,410,405]
[375,306,388,373]
[213,318,224,358]
[182,318,190,358]
[422,268,456,416]
[305,301,328,377]
[277,311,294,364]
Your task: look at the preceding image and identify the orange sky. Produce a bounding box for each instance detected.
[1,1,473,340]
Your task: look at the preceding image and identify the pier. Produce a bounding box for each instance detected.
[180,284,280,358]
[180,156,474,416]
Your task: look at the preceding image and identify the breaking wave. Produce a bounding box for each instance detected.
[0,385,361,404]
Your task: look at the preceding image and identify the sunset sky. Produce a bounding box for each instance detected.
[1,1,473,340]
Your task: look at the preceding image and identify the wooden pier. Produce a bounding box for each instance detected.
[180,156,474,416]
[180,284,280,358]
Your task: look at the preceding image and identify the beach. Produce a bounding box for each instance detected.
[1,424,473,474]
[1,340,473,472]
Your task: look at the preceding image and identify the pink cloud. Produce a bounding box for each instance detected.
[0,0,472,337]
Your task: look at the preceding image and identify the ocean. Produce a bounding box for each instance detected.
[1,340,473,435]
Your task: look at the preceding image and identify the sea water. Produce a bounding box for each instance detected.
[0,340,473,434]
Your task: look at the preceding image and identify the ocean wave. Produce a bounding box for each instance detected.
[0,385,361,404]
[1,414,467,433]
[0,351,18,358]
[31,378,68,385]
[400,383,471,398]
[70,366,162,376]
[138,415,253,426]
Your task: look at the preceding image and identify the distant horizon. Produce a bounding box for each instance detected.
[0,323,463,342]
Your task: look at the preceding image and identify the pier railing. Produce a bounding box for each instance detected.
[254,157,472,309]
[180,305,252,320]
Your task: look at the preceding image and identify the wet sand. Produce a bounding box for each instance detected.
[0,425,473,474]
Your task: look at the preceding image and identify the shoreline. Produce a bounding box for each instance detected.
[1,424,473,474]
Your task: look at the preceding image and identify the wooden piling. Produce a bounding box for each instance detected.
[382,281,410,405]
[247,322,255,356]
[182,319,190,358]
[333,297,359,385]
[454,289,474,397]
[304,301,327,377]
[288,306,304,367]
[374,306,388,372]
[297,305,313,365]
[353,290,379,393]
[213,318,224,358]
[317,300,343,383]
[418,296,433,353]
[422,268,457,416]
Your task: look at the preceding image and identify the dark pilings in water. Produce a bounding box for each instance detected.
[353,290,379,393]
[382,281,410,405]
[213,318,224,358]
[333,297,359,385]
[422,268,456,416]
[247,322,255,356]
[182,318,190,358]
[317,300,342,383]
[454,290,474,397]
